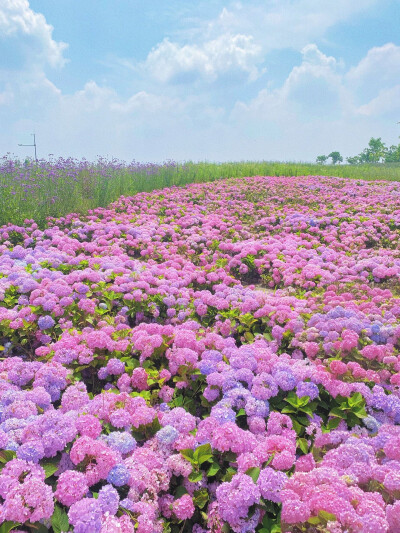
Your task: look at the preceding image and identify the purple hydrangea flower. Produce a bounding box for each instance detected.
[37,315,55,330]
[156,425,179,445]
[107,431,136,454]
[107,463,131,486]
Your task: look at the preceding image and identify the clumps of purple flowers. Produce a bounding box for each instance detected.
[1,175,400,530]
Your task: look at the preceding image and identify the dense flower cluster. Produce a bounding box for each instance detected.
[1,175,400,531]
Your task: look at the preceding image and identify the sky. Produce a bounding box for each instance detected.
[1,0,400,163]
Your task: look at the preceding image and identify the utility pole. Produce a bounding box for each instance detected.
[18,133,38,162]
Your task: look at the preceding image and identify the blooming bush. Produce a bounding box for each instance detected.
[1,175,400,531]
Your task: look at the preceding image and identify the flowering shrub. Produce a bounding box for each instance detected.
[1,175,400,531]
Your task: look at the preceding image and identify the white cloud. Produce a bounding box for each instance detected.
[137,0,377,87]
[204,0,378,53]
[233,44,348,122]
[357,85,400,117]
[111,91,182,114]
[346,43,400,102]
[229,41,400,160]
[143,33,263,83]
[0,0,68,68]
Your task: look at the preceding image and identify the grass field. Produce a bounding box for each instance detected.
[1,155,400,227]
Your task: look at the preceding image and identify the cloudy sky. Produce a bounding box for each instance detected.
[1,0,400,162]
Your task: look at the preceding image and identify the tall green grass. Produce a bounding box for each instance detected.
[1,159,400,228]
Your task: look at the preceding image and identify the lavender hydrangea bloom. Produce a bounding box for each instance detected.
[68,498,102,533]
[156,425,179,445]
[37,315,55,330]
[107,463,131,486]
[98,484,120,514]
[107,431,136,454]
[296,382,319,400]
[258,467,287,503]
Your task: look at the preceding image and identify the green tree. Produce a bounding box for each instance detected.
[385,142,400,163]
[328,151,343,165]
[316,155,328,164]
[359,137,387,163]
[346,155,361,165]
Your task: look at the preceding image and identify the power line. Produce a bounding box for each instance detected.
[18,133,38,162]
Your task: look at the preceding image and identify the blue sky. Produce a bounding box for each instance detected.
[1,0,400,162]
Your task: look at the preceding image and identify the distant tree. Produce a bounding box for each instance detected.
[385,142,400,163]
[346,155,361,165]
[328,151,343,165]
[359,137,387,163]
[316,155,328,164]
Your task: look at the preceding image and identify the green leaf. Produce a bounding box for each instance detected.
[188,471,203,482]
[260,515,281,533]
[193,488,209,509]
[299,406,314,416]
[245,467,260,483]
[297,416,310,426]
[41,459,59,479]
[348,392,362,407]
[207,462,220,477]
[174,485,188,499]
[180,449,196,466]
[222,466,237,482]
[291,419,303,435]
[0,522,20,533]
[319,510,337,522]
[298,396,311,407]
[223,451,237,462]
[284,392,300,408]
[307,516,321,525]
[180,448,194,460]
[347,413,360,428]
[281,406,295,414]
[244,331,254,342]
[326,417,342,430]
[146,416,161,437]
[329,407,345,418]
[193,443,213,465]
[51,504,70,533]
[353,407,367,418]
[296,438,309,454]
[198,454,213,465]
[0,450,16,464]
[264,452,275,467]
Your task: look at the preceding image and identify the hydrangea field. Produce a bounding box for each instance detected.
[2,174,400,532]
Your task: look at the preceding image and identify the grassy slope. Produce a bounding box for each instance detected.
[1,160,400,228]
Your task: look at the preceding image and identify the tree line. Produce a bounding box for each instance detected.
[316,137,400,165]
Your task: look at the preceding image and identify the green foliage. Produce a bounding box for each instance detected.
[245,467,261,483]
[0,450,16,465]
[180,443,214,471]
[41,457,60,479]
[347,136,400,165]
[51,505,70,533]
[3,158,400,227]
[0,523,20,533]
[327,391,367,428]
[328,151,343,165]
[359,137,387,163]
